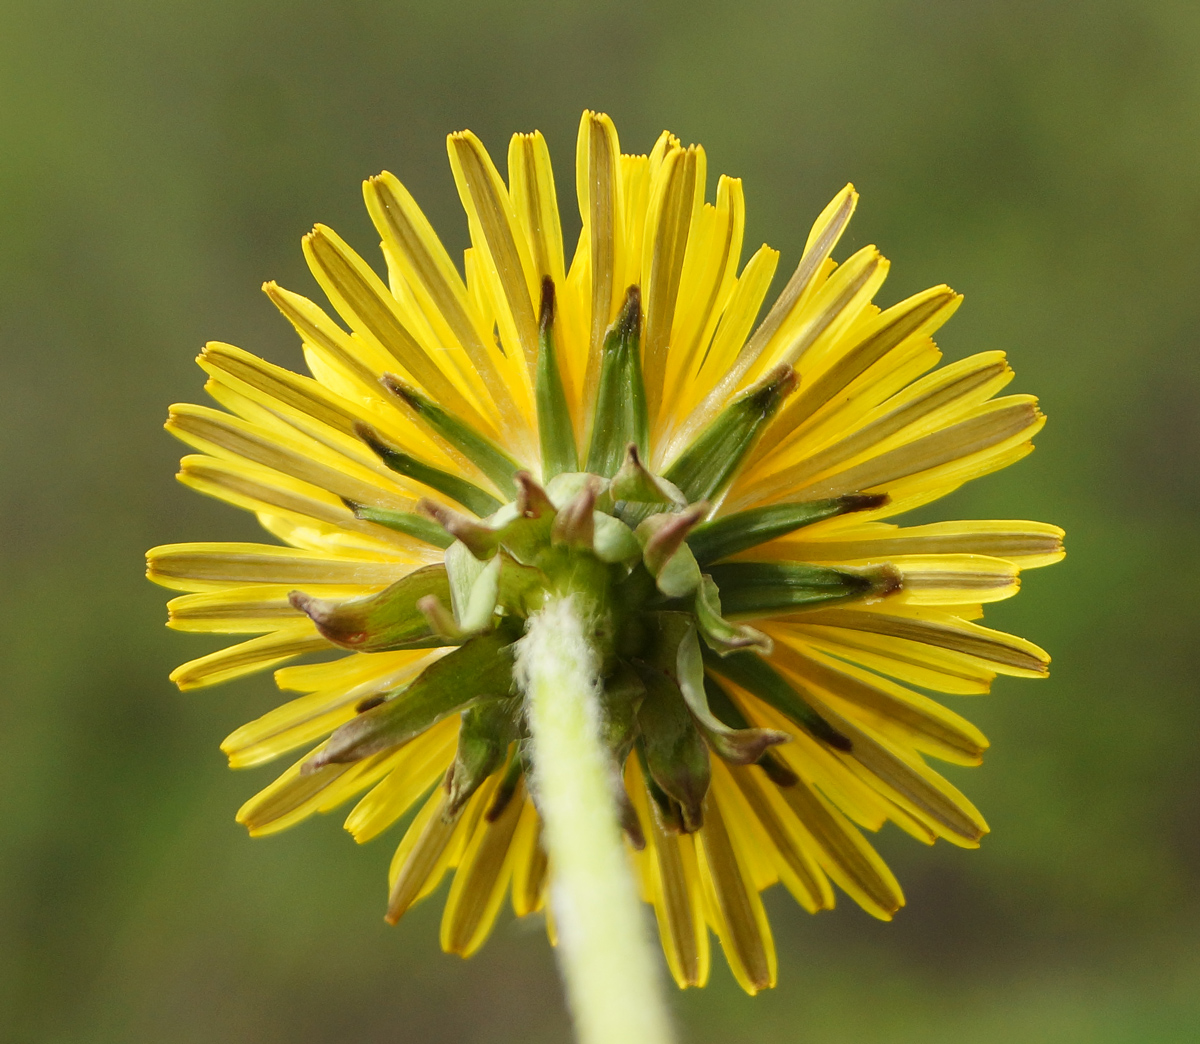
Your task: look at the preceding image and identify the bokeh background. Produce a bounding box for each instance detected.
[2,1,1199,1041]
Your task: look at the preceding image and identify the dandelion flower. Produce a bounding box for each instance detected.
[148,111,1062,997]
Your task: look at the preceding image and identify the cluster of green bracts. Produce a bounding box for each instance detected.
[289,283,898,840]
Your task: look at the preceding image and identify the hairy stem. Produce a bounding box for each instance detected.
[517,595,675,1044]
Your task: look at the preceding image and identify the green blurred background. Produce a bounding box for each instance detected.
[2,1,1198,1040]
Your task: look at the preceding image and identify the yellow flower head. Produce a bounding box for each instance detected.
[148,111,1062,994]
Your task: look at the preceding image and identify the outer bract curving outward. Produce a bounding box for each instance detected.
[148,111,1062,994]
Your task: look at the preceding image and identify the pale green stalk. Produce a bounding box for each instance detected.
[516,595,676,1044]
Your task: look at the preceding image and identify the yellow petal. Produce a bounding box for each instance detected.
[768,770,904,920]
[710,762,778,893]
[199,341,369,440]
[755,285,961,461]
[388,773,496,924]
[696,244,780,400]
[224,651,445,770]
[758,244,890,380]
[723,682,890,830]
[734,338,944,499]
[783,623,996,694]
[198,376,381,471]
[725,763,833,912]
[574,111,627,434]
[264,280,397,397]
[342,714,459,842]
[664,244,781,462]
[787,396,1044,503]
[767,638,988,765]
[364,175,495,370]
[447,130,540,376]
[237,743,399,837]
[619,151,652,298]
[780,603,1050,679]
[509,798,549,917]
[386,787,459,923]
[274,650,399,691]
[166,403,416,513]
[764,517,1066,571]
[441,775,528,957]
[365,171,534,458]
[885,554,1021,605]
[176,455,431,558]
[695,779,776,995]
[202,355,467,490]
[509,131,566,286]
[627,757,709,988]
[303,224,492,433]
[169,623,328,690]
[754,350,1014,493]
[166,583,310,634]
[641,143,704,427]
[723,184,858,395]
[147,541,406,592]
[252,510,415,559]
[798,688,989,846]
[659,176,746,444]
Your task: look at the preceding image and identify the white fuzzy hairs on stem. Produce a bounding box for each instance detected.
[516,594,675,1044]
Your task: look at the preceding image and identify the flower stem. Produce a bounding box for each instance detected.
[517,595,676,1044]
